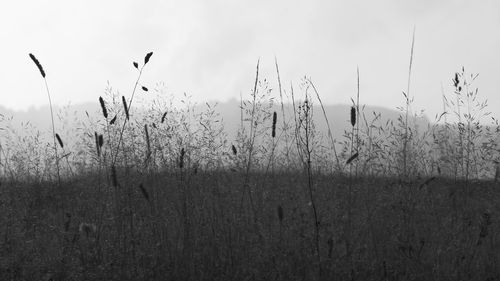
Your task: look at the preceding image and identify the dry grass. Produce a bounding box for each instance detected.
[1,49,499,281]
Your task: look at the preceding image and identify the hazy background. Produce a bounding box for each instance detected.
[1,0,499,120]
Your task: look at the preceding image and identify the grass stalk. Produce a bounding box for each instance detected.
[403,27,415,180]
[29,53,64,216]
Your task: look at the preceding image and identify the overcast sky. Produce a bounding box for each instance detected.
[1,0,499,120]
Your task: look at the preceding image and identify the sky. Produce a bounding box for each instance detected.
[1,0,500,121]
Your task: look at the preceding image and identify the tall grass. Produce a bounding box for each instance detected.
[1,42,500,280]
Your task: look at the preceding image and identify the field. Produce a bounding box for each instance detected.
[1,52,500,281]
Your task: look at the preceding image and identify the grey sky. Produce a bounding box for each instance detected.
[2,0,499,120]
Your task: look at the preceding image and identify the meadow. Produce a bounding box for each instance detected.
[0,50,499,281]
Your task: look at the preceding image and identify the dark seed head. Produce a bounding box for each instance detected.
[55,133,64,148]
[346,152,359,165]
[122,96,129,120]
[98,134,104,148]
[144,52,153,65]
[29,53,46,78]
[161,112,167,123]
[99,96,108,119]
[453,72,459,87]
[94,132,100,157]
[144,124,150,153]
[350,106,356,127]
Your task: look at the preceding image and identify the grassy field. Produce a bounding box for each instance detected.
[0,51,499,280]
[1,173,499,280]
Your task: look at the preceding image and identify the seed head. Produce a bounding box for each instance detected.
[272,111,277,138]
[453,72,460,88]
[55,133,64,148]
[99,96,108,119]
[110,115,117,125]
[122,96,129,120]
[94,132,100,156]
[29,53,46,78]
[350,106,356,127]
[144,52,153,65]
[98,134,104,148]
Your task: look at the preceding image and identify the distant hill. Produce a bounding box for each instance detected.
[212,98,430,141]
[0,100,429,142]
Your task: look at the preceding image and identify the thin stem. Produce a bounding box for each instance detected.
[307,79,341,172]
[356,66,360,176]
[403,26,416,179]
[44,79,63,213]
[241,59,260,218]
[112,66,144,166]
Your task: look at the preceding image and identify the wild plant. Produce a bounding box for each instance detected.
[292,80,321,279]
[437,68,494,182]
[401,28,416,180]
[28,54,62,186]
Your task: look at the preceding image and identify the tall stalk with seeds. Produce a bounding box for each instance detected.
[29,53,64,212]
[346,104,358,279]
[293,89,321,280]
[112,52,153,167]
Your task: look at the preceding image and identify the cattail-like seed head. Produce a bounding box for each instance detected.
[179,148,185,169]
[110,115,117,125]
[277,205,283,222]
[231,144,237,155]
[453,72,459,87]
[55,133,64,148]
[29,53,46,78]
[350,106,356,127]
[144,124,150,154]
[94,132,100,157]
[142,86,148,92]
[122,96,129,120]
[99,96,108,119]
[272,111,277,138]
[346,152,359,165]
[133,61,138,69]
[98,134,104,148]
[161,112,167,123]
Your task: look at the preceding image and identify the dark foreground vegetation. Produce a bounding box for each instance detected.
[1,174,500,280]
[1,45,500,280]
